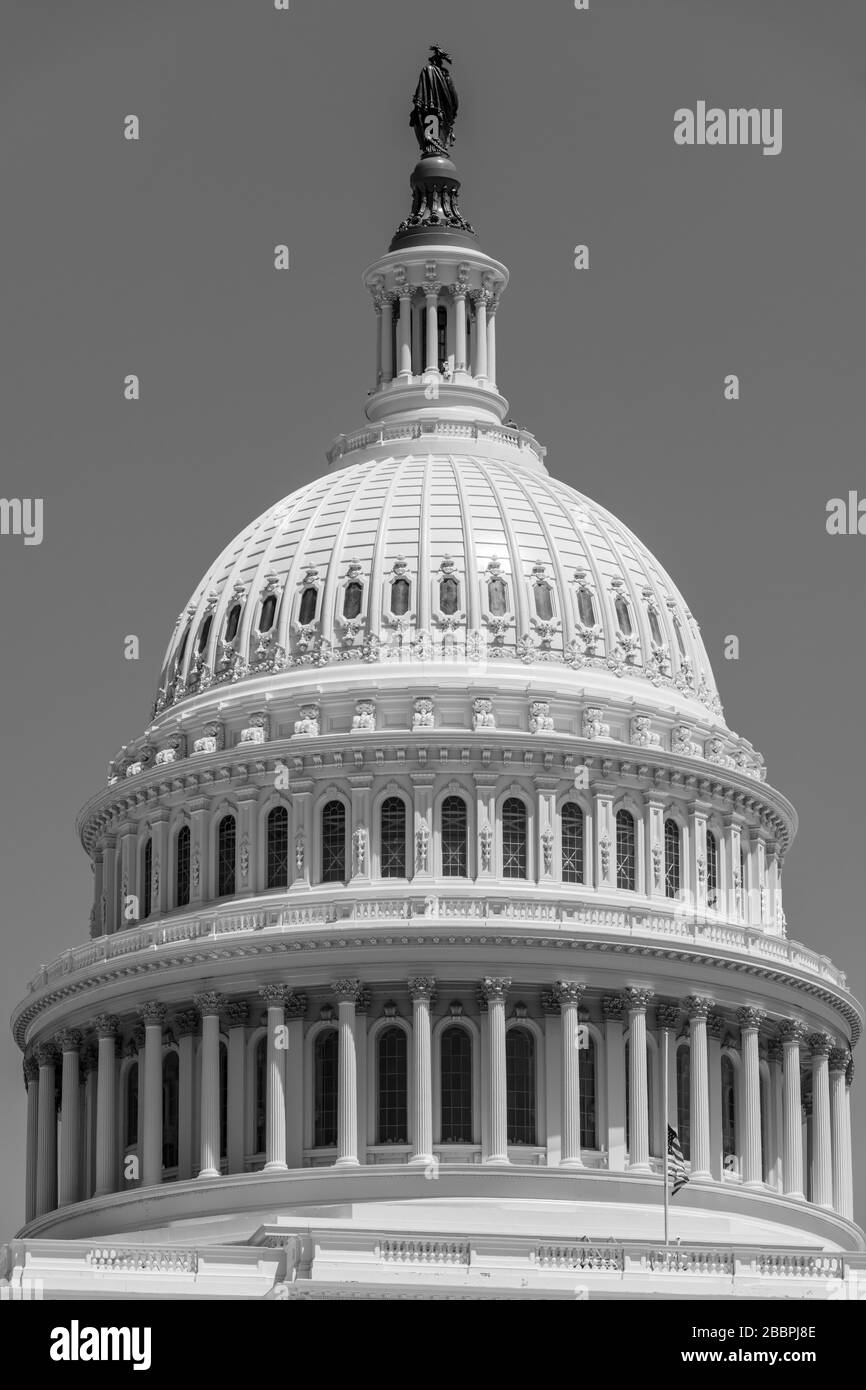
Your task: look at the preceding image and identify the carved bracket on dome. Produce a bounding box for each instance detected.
[630,715,660,749]
[240,711,270,745]
[529,701,554,734]
[582,707,610,741]
[193,722,224,756]
[413,697,434,730]
[293,704,320,738]
[472,697,495,731]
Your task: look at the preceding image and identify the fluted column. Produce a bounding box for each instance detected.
[23,1055,39,1223]
[333,980,362,1167]
[380,293,394,383]
[707,1013,725,1180]
[195,992,224,1179]
[481,977,511,1164]
[93,1014,119,1197]
[780,1020,806,1197]
[829,1048,852,1218]
[453,287,467,371]
[225,1001,248,1175]
[35,1043,58,1216]
[625,987,653,1172]
[557,982,586,1167]
[285,992,307,1168]
[81,1041,98,1199]
[487,306,497,388]
[175,1010,198,1181]
[686,996,712,1179]
[56,1030,82,1207]
[738,1007,765,1185]
[603,996,626,1170]
[397,288,413,379]
[139,1001,166,1187]
[259,984,289,1172]
[844,1057,855,1217]
[472,291,488,381]
[408,977,436,1165]
[809,1033,833,1209]
[767,1038,784,1191]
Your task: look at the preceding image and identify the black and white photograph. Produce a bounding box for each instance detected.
[1,0,864,1342]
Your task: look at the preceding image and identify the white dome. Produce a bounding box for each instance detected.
[156,443,724,727]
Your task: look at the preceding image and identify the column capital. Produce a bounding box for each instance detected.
[685,995,713,1020]
[92,1013,120,1038]
[808,1032,834,1058]
[34,1042,58,1068]
[737,1007,767,1033]
[284,992,308,1020]
[623,986,654,1014]
[139,1001,167,1027]
[174,1009,200,1037]
[225,1001,250,1029]
[845,1058,854,1087]
[829,1046,851,1073]
[778,1019,808,1046]
[332,978,364,1004]
[54,1029,83,1053]
[479,976,511,1005]
[193,991,226,1018]
[408,976,437,1002]
[602,994,625,1022]
[657,1003,680,1030]
[554,981,586,1007]
[259,983,291,1007]
[23,1054,39,1085]
[707,1013,726,1041]
[540,990,560,1016]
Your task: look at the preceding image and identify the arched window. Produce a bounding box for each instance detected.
[125,1063,139,1148]
[664,818,681,899]
[343,581,363,619]
[534,581,553,620]
[162,1051,179,1170]
[577,588,596,627]
[506,1027,536,1145]
[380,796,406,878]
[616,810,636,891]
[647,606,664,646]
[321,801,346,883]
[706,831,719,909]
[440,1027,472,1142]
[298,587,317,625]
[142,838,153,919]
[614,593,633,636]
[175,625,190,670]
[673,614,686,658]
[254,1035,267,1154]
[197,614,213,654]
[175,825,191,909]
[378,1027,408,1143]
[266,805,289,889]
[217,815,236,897]
[390,577,410,616]
[439,574,459,615]
[224,603,241,642]
[562,803,584,884]
[721,1056,737,1169]
[441,795,467,877]
[219,1040,228,1161]
[676,1045,691,1161]
[260,593,278,632]
[502,797,527,879]
[579,1032,597,1148]
[488,576,508,615]
[314,1030,338,1147]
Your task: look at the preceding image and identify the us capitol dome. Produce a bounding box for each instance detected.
[5,50,863,1301]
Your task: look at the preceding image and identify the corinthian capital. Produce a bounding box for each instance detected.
[778,1019,808,1046]
[737,1007,766,1033]
[54,1029,83,1053]
[479,977,511,1005]
[193,992,225,1018]
[685,995,712,1020]
[92,1014,119,1038]
[34,1043,58,1068]
[408,976,437,1002]
[554,981,586,1008]
[138,1001,167,1027]
[623,986,654,1014]
[828,1047,851,1073]
[331,979,364,1004]
[259,983,291,1007]
[808,1032,833,1057]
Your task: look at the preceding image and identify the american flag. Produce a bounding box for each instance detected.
[667,1124,689,1196]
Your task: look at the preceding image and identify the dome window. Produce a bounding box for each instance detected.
[266,805,289,889]
[615,810,636,891]
[673,614,687,658]
[562,803,584,884]
[706,831,719,909]
[142,837,153,919]
[260,594,278,632]
[380,796,406,878]
[534,580,554,621]
[488,575,508,616]
[197,614,213,654]
[391,577,410,616]
[224,604,241,642]
[502,797,528,879]
[217,814,236,897]
[577,588,596,627]
[440,574,459,615]
[174,624,191,676]
[175,825,191,909]
[441,795,468,877]
[647,606,664,647]
[321,800,346,883]
[664,818,681,898]
[343,580,363,620]
[614,594,633,636]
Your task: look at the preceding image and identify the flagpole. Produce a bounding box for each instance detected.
[663,1027,669,1248]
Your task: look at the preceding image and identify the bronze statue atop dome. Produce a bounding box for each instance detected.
[410,45,459,156]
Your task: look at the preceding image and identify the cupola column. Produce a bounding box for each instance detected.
[779,1021,806,1197]
[139,1001,166,1187]
[56,1029,82,1206]
[809,1034,834,1209]
[23,1055,39,1223]
[408,977,436,1166]
[34,1043,58,1216]
[487,303,497,389]
[333,980,362,1167]
[556,982,585,1167]
[259,985,289,1172]
[481,977,511,1165]
[379,293,394,383]
[738,1008,766,1185]
[195,992,225,1179]
[686,996,712,1179]
[472,290,488,382]
[453,287,468,372]
[424,285,440,374]
[397,288,414,379]
[93,1014,119,1197]
[624,988,653,1172]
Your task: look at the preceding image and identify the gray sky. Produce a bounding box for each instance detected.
[2,0,865,1238]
